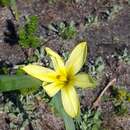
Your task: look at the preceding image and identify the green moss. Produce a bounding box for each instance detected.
[18,16,41,48]
[0,0,10,6]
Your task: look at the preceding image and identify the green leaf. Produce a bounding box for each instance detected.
[0,75,41,92]
[127,92,130,102]
[0,0,10,6]
[20,87,37,95]
[59,21,77,40]
[51,93,75,130]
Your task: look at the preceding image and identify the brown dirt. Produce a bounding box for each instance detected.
[0,112,9,130]
[0,0,130,130]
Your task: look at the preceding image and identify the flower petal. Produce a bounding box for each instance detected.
[66,42,87,74]
[22,65,56,82]
[42,82,63,97]
[61,85,79,118]
[45,47,66,75]
[74,73,96,88]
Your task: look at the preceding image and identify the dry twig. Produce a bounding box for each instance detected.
[92,78,116,109]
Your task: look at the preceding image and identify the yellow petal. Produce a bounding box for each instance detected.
[61,85,79,118]
[74,73,96,88]
[66,42,87,74]
[45,47,66,75]
[42,82,63,97]
[22,65,57,82]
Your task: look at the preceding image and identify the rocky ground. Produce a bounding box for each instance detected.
[0,0,130,130]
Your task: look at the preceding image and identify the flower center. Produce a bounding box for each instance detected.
[64,74,74,86]
[56,74,70,85]
[56,75,61,80]
[56,71,74,87]
[56,74,67,82]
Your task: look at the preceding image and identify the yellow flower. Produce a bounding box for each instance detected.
[22,42,96,118]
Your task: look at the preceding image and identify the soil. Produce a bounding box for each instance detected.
[0,0,130,130]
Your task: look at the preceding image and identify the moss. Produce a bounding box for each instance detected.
[18,16,41,48]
